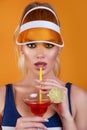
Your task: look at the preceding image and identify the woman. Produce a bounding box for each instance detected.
[0,2,87,130]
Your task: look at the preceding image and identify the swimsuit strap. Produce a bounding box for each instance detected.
[65,82,72,115]
[2,84,21,126]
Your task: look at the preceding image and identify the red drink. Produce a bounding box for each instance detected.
[25,99,51,116]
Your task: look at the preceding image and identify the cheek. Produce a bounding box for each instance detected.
[22,47,33,63]
[23,49,30,59]
[48,50,58,62]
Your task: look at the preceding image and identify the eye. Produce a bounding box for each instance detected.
[26,43,36,48]
[45,43,54,48]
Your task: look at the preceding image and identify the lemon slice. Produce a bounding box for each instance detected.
[48,87,64,103]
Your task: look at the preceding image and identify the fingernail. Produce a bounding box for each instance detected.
[45,126,48,130]
[35,79,40,82]
[44,118,49,122]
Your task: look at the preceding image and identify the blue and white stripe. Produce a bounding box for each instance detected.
[2,126,62,130]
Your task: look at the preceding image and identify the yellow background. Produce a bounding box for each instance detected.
[0,0,87,90]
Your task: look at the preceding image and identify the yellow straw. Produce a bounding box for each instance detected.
[39,67,42,103]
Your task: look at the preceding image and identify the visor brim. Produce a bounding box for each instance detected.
[16,40,64,47]
[16,20,64,47]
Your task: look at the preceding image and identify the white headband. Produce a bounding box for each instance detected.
[19,20,60,34]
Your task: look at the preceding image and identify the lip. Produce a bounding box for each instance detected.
[34,62,47,70]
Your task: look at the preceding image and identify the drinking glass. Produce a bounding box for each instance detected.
[23,91,51,116]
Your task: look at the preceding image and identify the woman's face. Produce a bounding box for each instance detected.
[20,28,61,76]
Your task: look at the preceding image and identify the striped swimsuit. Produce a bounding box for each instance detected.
[1,83,72,130]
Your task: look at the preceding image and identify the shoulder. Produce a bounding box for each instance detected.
[66,83,87,114]
[0,86,6,111]
[71,84,87,129]
[0,85,6,122]
[71,84,87,109]
[71,84,87,103]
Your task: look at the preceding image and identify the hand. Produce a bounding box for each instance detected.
[15,116,48,130]
[35,79,71,119]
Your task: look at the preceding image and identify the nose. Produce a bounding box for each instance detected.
[36,54,45,59]
[36,46,45,59]
[36,51,45,59]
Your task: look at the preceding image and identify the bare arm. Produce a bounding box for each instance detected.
[0,115,2,130]
[74,87,87,130]
[62,86,87,130]
[0,86,6,130]
[62,114,77,130]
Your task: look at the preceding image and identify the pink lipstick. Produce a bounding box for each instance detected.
[34,62,47,70]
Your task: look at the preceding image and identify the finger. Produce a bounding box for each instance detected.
[27,128,37,130]
[36,79,64,89]
[18,122,47,130]
[36,84,67,96]
[35,79,65,90]
[42,90,50,94]
[18,116,48,123]
[36,85,53,90]
[16,117,48,130]
[35,79,61,85]
[43,79,59,84]
[36,82,66,91]
[36,81,59,88]
[35,79,67,95]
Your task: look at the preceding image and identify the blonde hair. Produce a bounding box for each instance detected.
[14,2,61,78]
